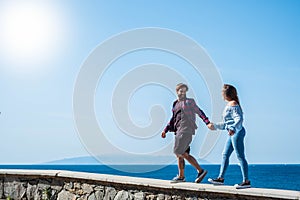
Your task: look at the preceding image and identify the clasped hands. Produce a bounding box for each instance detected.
[207,123,235,136]
[207,123,215,130]
[161,123,235,138]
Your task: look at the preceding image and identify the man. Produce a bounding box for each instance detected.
[161,83,211,183]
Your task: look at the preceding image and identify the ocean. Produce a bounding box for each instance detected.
[0,164,299,191]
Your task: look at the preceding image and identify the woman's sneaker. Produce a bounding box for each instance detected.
[195,169,208,183]
[170,175,186,183]
[235,181,251,189]
[208,177,224,185]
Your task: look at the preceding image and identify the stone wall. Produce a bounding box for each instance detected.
[0,175,233,200]
[1,176,194,200]
[0,170,299,200]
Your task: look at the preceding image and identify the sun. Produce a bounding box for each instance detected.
[0,1,66,66]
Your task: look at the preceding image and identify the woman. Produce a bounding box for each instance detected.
[207,84,251,189]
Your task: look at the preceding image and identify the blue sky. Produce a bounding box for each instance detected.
[0,0,299,164]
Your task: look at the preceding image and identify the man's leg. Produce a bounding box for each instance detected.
[182,152,203,173]
[170,154,186,183]
[177,145,191,178]
[177,155,185,178]
[182,151,208,183]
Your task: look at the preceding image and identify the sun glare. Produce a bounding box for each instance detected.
[0,1,66,67]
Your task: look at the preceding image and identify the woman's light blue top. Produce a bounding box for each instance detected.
[214,105,244,133]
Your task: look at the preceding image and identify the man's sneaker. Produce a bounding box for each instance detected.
[208,177,224,185]
[234,181,251,189]
[170,175,186,183]
[195,169,208,183]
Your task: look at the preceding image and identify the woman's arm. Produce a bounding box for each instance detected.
[226,106,243,133]
[213,122,226,130]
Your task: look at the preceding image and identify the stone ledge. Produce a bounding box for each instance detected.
[0,169,299,200]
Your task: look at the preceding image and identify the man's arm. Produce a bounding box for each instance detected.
[192,99,210,125]
[163,118,173,133]
[162,115,174,138]
[164,100,178,133]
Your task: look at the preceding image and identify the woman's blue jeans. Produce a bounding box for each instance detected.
[219,127,249,181]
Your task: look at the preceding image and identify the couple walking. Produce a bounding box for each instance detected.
[161,83,251,189]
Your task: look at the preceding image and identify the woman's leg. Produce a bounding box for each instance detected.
[231,128,249,181]
[218,136,234,178]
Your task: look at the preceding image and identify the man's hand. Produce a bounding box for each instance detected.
[161,131,166,138]
[228,130,235,136]
[207,123,215,130]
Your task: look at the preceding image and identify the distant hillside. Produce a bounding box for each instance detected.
[45,156,101,164]
[45,155,211,165]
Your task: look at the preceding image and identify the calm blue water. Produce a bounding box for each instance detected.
[0,164,299,191]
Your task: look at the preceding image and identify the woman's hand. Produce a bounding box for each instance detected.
[161,131,166,138]
[207,123,215,130]
[228,130,235,136]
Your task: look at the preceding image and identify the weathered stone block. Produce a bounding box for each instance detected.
[88,193,96,200]
[37,180,51,191]
[145,194,155,200]
[104,187,117,200]
[4,179,26,199]
[134,192,145,200]
[114,190,129,200]
[88,190,105,200]
[64,182,74,191]
[95,190,105,200]
[77,194,89,200]
[26,182,38,200]
[157,194,164,200]
[82,183,93,194]
[171,195,182,200]
[74,182,81,190]
[57,190,76,200]
[0,179,3,199]
[50,189,58,200]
